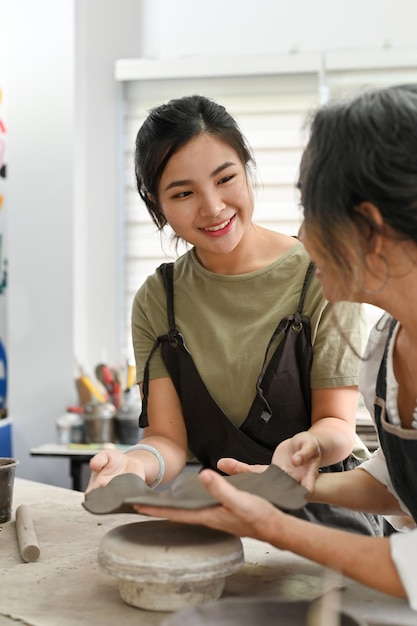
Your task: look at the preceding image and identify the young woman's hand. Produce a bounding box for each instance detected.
[85,449,146,494]
[217,432,321,493]
[272,432,321,492]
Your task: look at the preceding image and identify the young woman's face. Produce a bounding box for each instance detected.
[157,134,254,258]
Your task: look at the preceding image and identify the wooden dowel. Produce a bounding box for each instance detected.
[15,504,40,562]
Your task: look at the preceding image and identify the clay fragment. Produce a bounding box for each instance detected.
[83,464,308,515]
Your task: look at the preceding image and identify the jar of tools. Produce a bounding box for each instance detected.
[56,407,84,445]
[82,402,117,444]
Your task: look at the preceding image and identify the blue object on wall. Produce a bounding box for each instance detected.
[0,337,7,411]
[0,418,12,456]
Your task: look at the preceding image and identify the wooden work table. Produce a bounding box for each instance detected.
[0,478,416,626]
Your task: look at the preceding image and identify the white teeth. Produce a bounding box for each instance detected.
[204,218,231,232]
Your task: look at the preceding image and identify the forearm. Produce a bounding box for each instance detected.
[264,512,406,599]
[87,436,187,494]
[310,467,405,515]
[309,416,355,466]
[127,435,187,485]
[134,378,189,485]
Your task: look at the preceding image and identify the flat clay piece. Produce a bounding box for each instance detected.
[160,597,365,626]
[83,464,307,515]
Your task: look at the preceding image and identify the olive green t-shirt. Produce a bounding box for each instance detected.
[132,241,366,428]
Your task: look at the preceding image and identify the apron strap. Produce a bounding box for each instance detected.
[255,261,315,422]
[159,263,176,331]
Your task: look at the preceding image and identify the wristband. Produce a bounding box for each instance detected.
[125,443,165,488]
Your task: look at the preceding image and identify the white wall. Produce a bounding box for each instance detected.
[5,0,75,487]
[73,0,144,370]
[141,0,417,58]
[2,0,416,488]
[3,0,143,488]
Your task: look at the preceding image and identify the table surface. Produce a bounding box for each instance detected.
[0,478,416,626]
[30,442,132,457]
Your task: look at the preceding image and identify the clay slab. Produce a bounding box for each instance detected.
[83,464,308,514]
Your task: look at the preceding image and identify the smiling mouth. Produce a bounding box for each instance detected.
[202,217,233,232]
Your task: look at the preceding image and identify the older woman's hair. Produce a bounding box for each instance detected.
[299,84,417,277]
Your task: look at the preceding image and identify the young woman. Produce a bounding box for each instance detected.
[87,94,379,534]
[132,85,417,608]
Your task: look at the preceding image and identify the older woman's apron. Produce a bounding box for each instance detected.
[374,318,417,523]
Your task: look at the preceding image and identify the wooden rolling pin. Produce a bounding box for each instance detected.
[15,504,40,562]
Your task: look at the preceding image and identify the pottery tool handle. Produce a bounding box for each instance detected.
[15,504,40,562]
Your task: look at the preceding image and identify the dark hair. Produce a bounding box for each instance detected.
[134,94,255,229]
[299,83,417,278]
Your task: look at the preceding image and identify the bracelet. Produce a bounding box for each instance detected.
[125,443,165,488]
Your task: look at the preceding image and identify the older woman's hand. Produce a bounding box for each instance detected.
[216,457,267,476]
[133,468,283,542]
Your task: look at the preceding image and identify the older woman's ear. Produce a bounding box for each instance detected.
[354,202,385,252]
